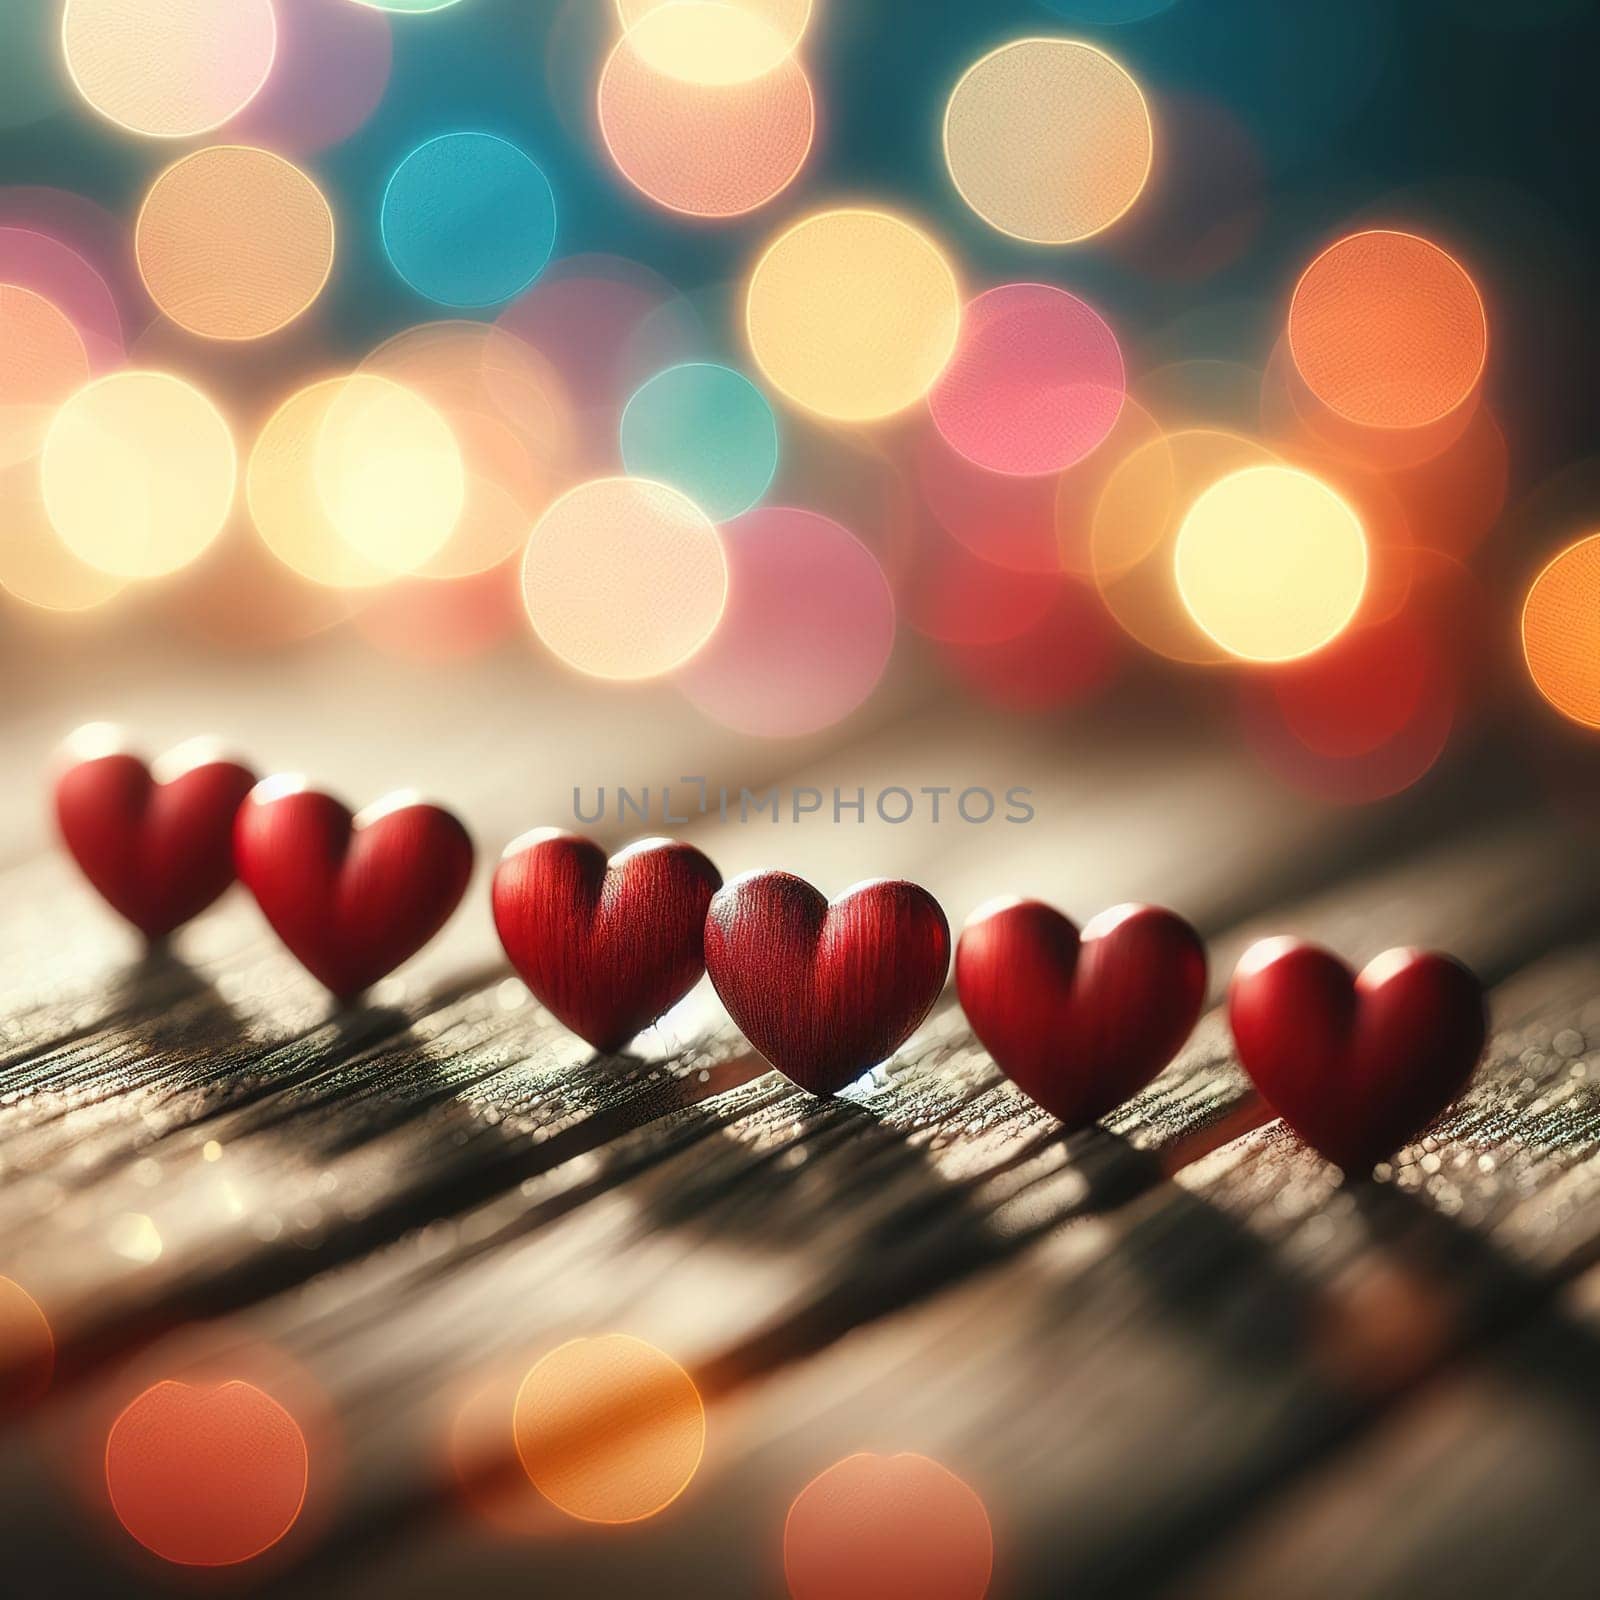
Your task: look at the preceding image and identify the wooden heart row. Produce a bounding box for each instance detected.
[52,731,1486,1173]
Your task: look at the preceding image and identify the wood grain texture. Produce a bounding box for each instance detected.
[1,641,1597,1599]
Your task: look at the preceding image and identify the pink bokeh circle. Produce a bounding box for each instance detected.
[677,507,896,738]
[928,282,1125,477]
[0,225,124,371]
[229,0,393,155]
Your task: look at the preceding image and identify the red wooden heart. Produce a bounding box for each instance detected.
[492,830,722,1053]
[54,728,256,941]
[956,899,1207,1127]
[1228,938,1487,1172]
[234,778,473,1000]
[704,871,951,1095]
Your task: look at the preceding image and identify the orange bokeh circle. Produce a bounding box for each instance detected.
[512,1335,705,1523]
[599,9,815,218]
[105,1379,309,1566]
[784,1452,994,1600]
[1287,229,1487,431]
[1522,532,1600,730]
[137,146,335,341]
[1,282,91,467]
[0,1277,55,1419]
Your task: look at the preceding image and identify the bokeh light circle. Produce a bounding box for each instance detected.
[0,1277,55,1418]
[615,0,811,83]
[228,0,393,155]
[361,320,577,578]
[0,225,124,372]
[785,1453,994,1600]
[105,1380,308,1566]
[1288,230,1487,430]
[248,374,463,587]
[0,459,128,611]
[136,146,335,341]
[42,371,236,578]
[599,9,814,218]
[522,476,728,679]
[351,0,465,11]
[678,506,895,737]
[1522,532,1600,730]
[944,38,1152,244]
[929,283,1124,477]
[61,0,277,139]
[382,133,557,308]
[746,209,961,423]
[316,375,464,574]
[621,363,777,522]
[1,282,90,468]
[1092,427,1279,665]
[1175,464,1368,662]
[513,1336,705,1523]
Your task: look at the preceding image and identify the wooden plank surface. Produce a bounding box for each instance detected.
[2,640,1598,1598]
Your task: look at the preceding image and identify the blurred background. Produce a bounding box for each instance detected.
[2,0,1597,857]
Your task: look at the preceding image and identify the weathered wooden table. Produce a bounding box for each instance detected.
[2,634,1598,1598]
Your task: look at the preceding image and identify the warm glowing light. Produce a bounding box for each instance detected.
[1175,464,1368,662]
[599,10,815,218]
[105,1380,308,1566]
[678,506,895,736]
[784,1452,994,1600]
[944,38,1152,244]
[0,1278,54,1420]
[1522,532,1600,729]
[61,0,277,138]
[1288,229,1487,430]
[361,320,576,579]
[0,282,90,467]
[1091,428,1276,664]
[928,283,1124,477]
[521,476,728,680]
[615,0,811,84]
[42,371,236,578]
[621,363,778,522]
[382,133,557,309]
[249,375,463,587]
[746,208,961,423]
[512,1335,705,1523]
[0,459,127,611]
[136,146,335,341]
[1056,395,1163,577]
[316,375,466,574]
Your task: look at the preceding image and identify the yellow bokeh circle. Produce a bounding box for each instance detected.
[615,0,811,85]
[522,476,728,680]
[136,146,335,342]
[314,375,464,575]
[61,0,278,139]
[1174,464,1368,663]
[513,1335,705,1523]
[1521,531,1600,729]
[944,38,1153,244]
[42,371,236,578]
[746,208,961,423]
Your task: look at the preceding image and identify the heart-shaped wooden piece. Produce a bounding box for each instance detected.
[704,871,951,1095]
[492,830,722,1053]
[1229,938,1487,1172]
[956,899,1207,1127]
[234,778,473,1000]
[54,727,256,941]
